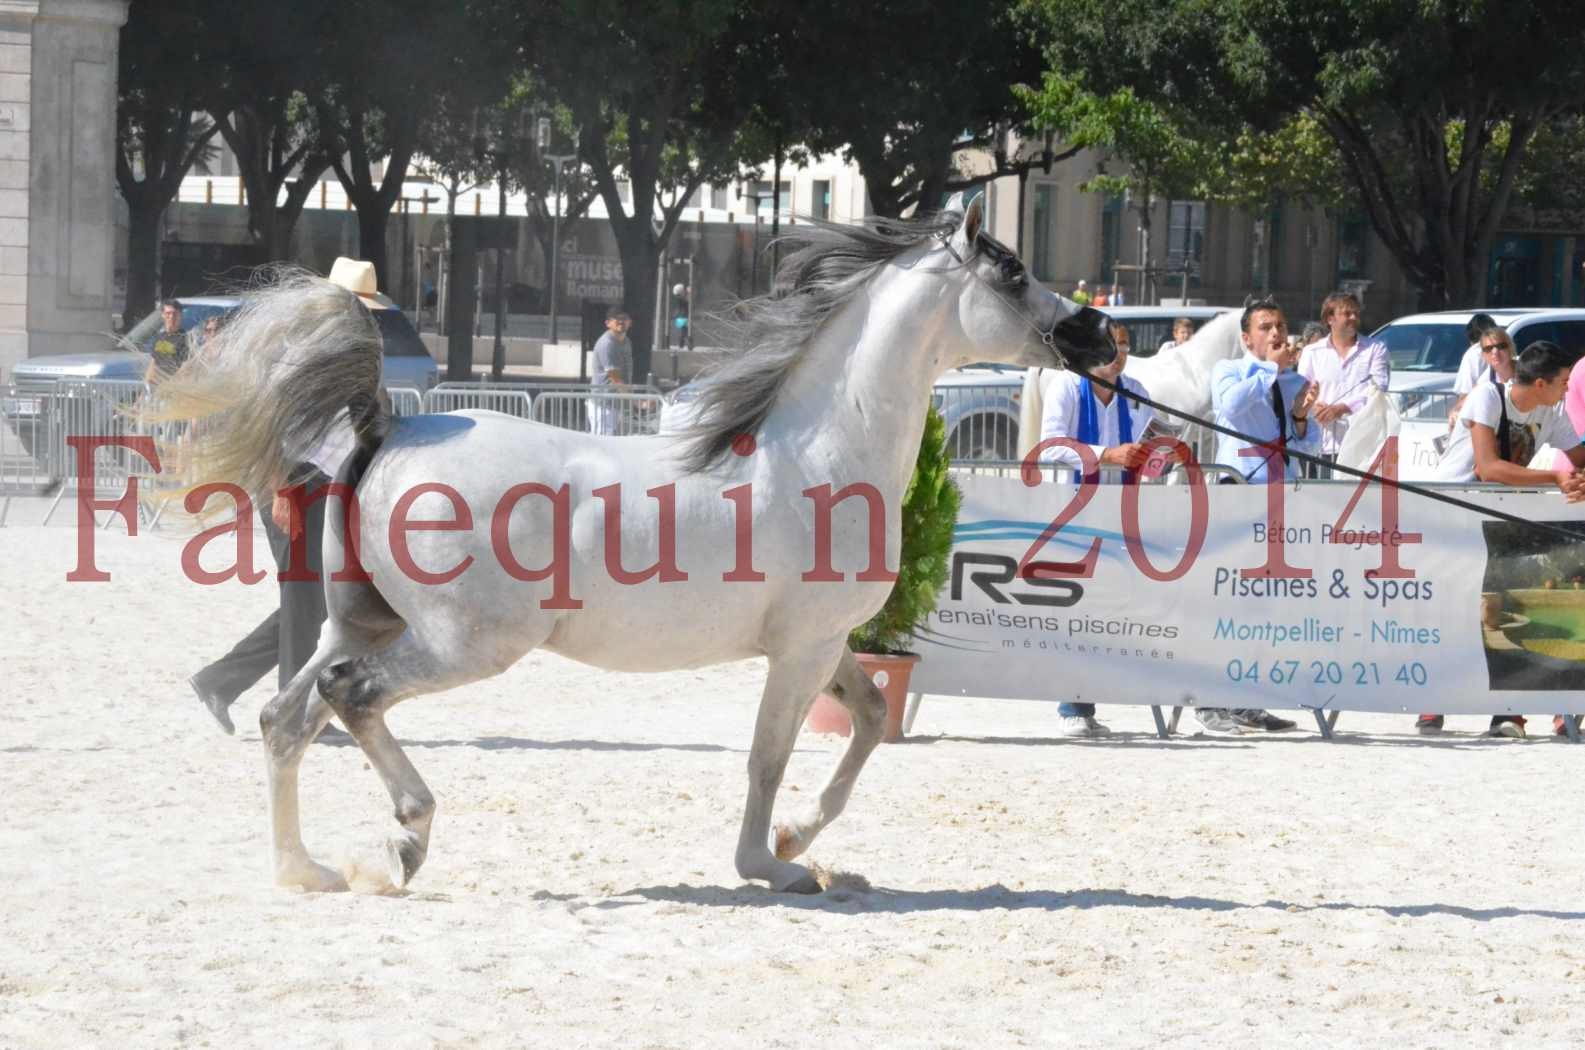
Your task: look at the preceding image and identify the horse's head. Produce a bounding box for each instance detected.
[941,194,1116,375]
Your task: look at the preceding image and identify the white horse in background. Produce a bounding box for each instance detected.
[150,196,1115,895]
[1017,310,1243,465]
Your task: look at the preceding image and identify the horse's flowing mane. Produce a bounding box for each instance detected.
[677,211,962,473]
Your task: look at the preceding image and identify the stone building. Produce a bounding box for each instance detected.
[1,0,128,379]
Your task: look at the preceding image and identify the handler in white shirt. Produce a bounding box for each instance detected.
[1029,321,1155,738]
[1035,321,1155,482]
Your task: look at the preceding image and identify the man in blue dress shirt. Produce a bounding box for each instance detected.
[1211,296,1321,483]
[1197,296,1316,733]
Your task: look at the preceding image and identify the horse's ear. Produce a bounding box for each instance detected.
[963,194,985,243]
[946,192,983,260]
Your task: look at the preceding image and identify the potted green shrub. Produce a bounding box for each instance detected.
[806,405,962,742]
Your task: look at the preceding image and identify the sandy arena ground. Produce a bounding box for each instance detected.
[2,517,1584,1049]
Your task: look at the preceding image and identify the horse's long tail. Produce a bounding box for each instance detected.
[141,268,389,500]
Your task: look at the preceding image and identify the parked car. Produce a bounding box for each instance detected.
[932,305,1230,460]
[1373,308,1585,376]
[1374,308,1585,479]
[3,295,439,475]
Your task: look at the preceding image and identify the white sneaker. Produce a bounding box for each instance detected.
[1057,715,1111,737]
[1194,708,1243,734]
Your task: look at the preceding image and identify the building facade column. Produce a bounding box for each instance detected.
[0,0,127,378]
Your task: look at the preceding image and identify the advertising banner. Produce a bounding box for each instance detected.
[912,474,1585,716]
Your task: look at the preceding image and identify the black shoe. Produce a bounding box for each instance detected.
[1233,709,1297,732]
[1487,716,1526,739]
[190,676,234,736]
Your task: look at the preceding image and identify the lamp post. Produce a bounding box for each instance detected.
[472,110,523,382]
[740,180,773,295]
[537,116,577,348]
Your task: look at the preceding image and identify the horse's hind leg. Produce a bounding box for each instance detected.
[316,626,521,889]
[260,630,359,892]
[262,573,402,893]
[734,643,845,894]
[773,647,887,863]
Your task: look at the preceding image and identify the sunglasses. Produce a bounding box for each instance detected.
[1481,340,1512,353]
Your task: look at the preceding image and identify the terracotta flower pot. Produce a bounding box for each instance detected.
[805,652,921,743]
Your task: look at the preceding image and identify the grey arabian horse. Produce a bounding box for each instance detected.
[152,196,1114,894]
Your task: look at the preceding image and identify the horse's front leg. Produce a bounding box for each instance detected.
[735,643,845,893]
[774,647,887,863]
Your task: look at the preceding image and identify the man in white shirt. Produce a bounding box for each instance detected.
[1036,321,1154,483]
[1031,321,1154,736]
[1298,291,1390,472]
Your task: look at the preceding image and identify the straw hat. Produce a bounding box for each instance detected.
[327,256,397,310]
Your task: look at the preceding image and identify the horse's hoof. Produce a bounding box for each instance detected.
[780,873,823,895]
[276,855,349,894]
[386,832,425,888]
[773,824,806,862]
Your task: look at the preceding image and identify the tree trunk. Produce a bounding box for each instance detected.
[354,202,392,291]
[123,197,163,324]
[612,219,659,384]
[446,213,477,382]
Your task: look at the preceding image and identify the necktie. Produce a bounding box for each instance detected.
[1269,377,1289,468]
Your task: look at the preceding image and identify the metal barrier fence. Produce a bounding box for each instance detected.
[41,379,172,527]
[948,458,1251,484]
[386,386,424,417]
[933,381,1023,461]
[1,385,55,525]
[0,371,1276,530]
[1390,388,1461,423]
[421,386,533,417]
[532,391,662,436]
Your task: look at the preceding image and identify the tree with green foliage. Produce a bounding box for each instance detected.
[849,407,962,655]
[1019,73,1347,292]
[114,0,222,322]
[770,0,1066,219]
[203,0,332,265]
[529,0,778,382]
[1026,0,1585,307]
[312,0,516,289]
